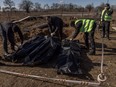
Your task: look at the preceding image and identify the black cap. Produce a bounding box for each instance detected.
[105,3,110,7]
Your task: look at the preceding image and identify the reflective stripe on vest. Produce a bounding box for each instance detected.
[101,9,112,21]
[75,19,95,32]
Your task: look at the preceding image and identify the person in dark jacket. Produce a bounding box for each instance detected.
[46,16,63,40]
[0,21,24,56]
[70,19,97,55]
[101,3,113,40]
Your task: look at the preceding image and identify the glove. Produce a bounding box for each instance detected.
[51,32,55,36]
[70,38,73,41]
[14,45,18,50]
[44,36,48,39]
[15,44,20,49]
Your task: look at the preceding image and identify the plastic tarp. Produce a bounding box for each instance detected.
[11,35,46,61]
[6,36,83,75]
[56,40,83,75]
[8,35,61,66]
[23,36,61,65]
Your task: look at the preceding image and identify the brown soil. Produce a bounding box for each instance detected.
[0,15,116,87]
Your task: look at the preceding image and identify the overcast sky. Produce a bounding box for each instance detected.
[0,0,116,8]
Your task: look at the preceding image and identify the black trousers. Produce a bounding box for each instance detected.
[84,23,96,52]
[102,21,110,39]
[1,30,15,54]
[1,30,8,54]
[73,21,96,52]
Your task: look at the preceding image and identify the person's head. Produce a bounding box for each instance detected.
[46,16,53,25]
[105,3,110,10]
[46,16,51,21]
[70,20,75,27]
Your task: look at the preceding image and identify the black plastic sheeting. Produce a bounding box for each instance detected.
[56,40,83,75]
[9,35,61,65]
[23,36,61,65]
[11,35,47,61]
[6,36,83,75]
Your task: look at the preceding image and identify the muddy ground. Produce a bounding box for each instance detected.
[0,14,116,87]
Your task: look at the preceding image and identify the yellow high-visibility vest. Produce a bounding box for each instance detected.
[75,19,95,32]
[101,9,112,21]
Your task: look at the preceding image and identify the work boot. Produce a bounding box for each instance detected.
[88,50,95,55]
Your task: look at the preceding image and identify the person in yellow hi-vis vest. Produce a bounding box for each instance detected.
[70,19,97,55]
[101,3,113,40]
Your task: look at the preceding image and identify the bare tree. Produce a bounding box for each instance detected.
[77,6,84,12]
[51,3,60,10]
[69,3,74,11]
[44,4,50,10]
[19,0,33,13]
[95,3,105,17]
[3,0,15,11]
[85,4,94,16]
[96,3,105,12]
[85,4,94,12]
[11,7,17,12]
[34,2,41,11]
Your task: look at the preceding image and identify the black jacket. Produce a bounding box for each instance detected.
[47,16,63,33]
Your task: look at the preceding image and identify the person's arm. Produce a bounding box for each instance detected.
[48,23,52,33]
[71,27,80,40]
[70,21,82,40]
[108,9,113,15]
[54,27,58,33]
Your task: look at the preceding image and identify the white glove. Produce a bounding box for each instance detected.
[15,44,19,50]
[44,36,48,39]
[51,32,55,36]
[70,38,73,41]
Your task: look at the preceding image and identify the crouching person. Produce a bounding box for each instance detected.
[70,19,97,55]
[0,21,24,56]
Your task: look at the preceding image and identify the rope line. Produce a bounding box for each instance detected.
[101,38,104,73]
[0,69,100,86]
[96,23,107,83]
